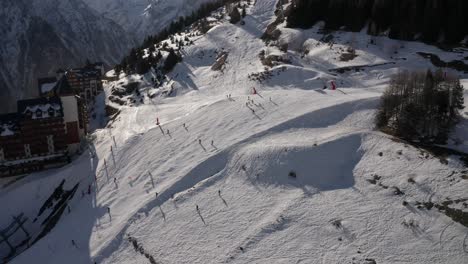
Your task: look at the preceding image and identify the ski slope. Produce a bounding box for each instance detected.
[2,1,468,263]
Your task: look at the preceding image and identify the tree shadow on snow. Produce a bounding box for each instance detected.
[3,144,108,264]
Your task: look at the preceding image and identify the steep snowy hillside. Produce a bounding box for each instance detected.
[83,0,220,42]
[1,0,467,263]
[0,0,134,113]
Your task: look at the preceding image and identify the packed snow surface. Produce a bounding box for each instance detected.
[1,1,467,263]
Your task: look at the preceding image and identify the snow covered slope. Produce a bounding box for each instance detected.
[2,0,467,263]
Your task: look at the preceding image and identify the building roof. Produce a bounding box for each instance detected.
[68,67,101,78]
[0,113,19,137]
[38,77,58,95]
[17,97,63,120]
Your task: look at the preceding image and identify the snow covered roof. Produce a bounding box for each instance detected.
[0,113,19,137]
[1,126,14,137]
[17,97,63,120]
[68,67,101,78]
[41,81,57,93]
[38,77,58,95]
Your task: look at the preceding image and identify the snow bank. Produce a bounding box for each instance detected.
[239,134,362,190]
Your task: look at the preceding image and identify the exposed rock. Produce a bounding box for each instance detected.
[211,51,229,71]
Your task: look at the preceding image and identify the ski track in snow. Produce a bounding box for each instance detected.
[3,0,468,263]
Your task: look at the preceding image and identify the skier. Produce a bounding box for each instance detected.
[156,117,160,126]
[211,140,214,146]
[198,139,202,144]
[167,129,170,135]
[330,80,336,90]
[88,184,91,195]
[196,205,199,211]
[252,87,257,95]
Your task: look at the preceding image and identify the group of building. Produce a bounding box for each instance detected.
[0,62,105,177]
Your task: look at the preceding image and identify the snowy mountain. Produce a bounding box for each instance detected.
[0,0,134,113]
[83,0,221,42]
[1,0,467,263]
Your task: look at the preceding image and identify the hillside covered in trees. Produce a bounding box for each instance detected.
[376,69,464,143]
[287,0,468,44]
[115,0,247,76]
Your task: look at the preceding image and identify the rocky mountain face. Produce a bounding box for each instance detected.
[0,0,135,113]
[82,0,220,42]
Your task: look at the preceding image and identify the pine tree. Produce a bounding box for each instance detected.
[163,49,182,73]
[229,6,241,24]
[376,69,464,143]
[452,79,465,111]
[114,64,122,75]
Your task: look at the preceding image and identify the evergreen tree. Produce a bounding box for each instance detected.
[376,69,464,143]
[229,5,241,24]
[113,0,235,74]
[286,0,468,44]
[163,49,182,73]
[114,64,122,75]
[148,45,156,54]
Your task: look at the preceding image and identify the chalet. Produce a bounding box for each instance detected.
[17,97,68,158]
[0,98,63,176]
[0,62,103,176]
[0,93,87,176]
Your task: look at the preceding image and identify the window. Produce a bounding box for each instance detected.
[24,109,32,117]
[35,109,42,118]
[24,144,31,158]
[48,107,55,117]
[47,135,54,153]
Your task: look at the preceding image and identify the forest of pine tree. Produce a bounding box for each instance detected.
[376,69,464,143]
[287,0,468,44]
[115,0,238,76]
